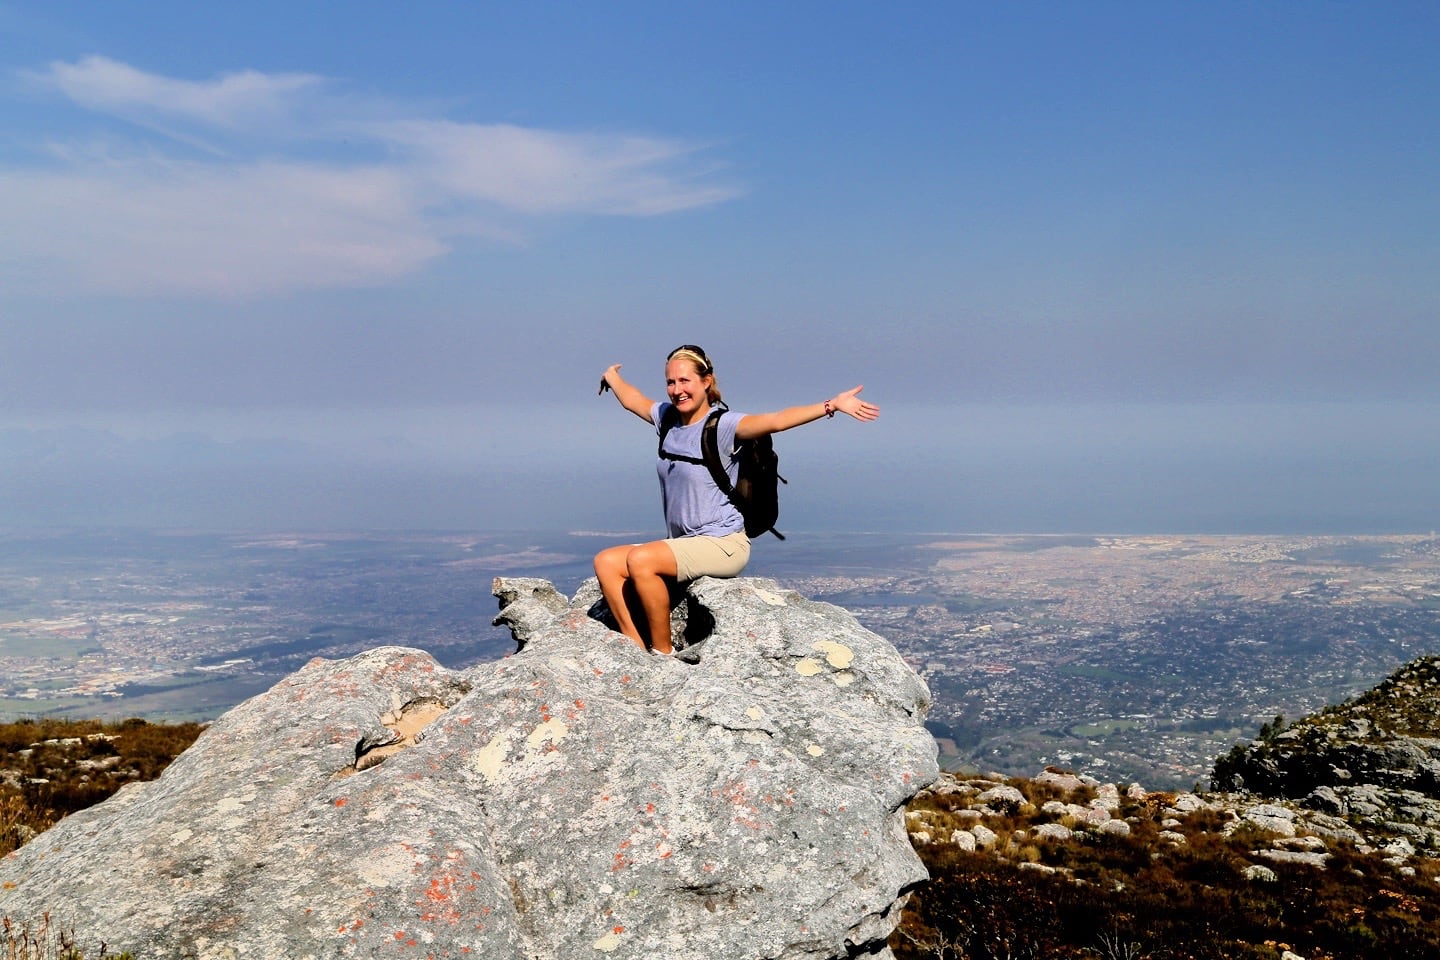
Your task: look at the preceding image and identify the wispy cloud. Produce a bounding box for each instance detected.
[2,57,743,297]
[37,55,329,134]
[3,160,445,296]
[381,120,742,217]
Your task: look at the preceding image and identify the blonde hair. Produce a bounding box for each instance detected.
[667,344,723,403]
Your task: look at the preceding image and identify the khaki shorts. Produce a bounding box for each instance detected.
[665,531,751,582]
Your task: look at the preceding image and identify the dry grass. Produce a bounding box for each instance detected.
[894,773,1440,960]
[0,717,204,858]
[2,912,133,959]
[1,717,201,958]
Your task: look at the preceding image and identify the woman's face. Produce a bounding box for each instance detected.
[665,358,711,420]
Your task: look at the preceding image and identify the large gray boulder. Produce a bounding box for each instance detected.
[1,576,937,959]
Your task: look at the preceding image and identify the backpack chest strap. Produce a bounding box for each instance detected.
[657,447,708,466]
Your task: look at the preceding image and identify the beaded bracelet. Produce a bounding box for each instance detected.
[823,400,835,419]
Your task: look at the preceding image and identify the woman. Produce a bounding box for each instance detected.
[595,344,879,654]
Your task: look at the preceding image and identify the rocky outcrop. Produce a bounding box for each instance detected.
[898,658,1440,884]
[0,576,937,960]
[906,769,1380,883]
[1212,656,1440,848]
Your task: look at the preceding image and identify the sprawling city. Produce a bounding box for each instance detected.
[5,529,1439,790]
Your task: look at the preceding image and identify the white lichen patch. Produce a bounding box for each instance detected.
[215,795,250,814]
[170,828,194,844]
[833,672,855,687]
[593,929,623,952]
[755,588,788,606]
[744,706,765,721]
[472,732,513,784]
[356,843,422,886]
[193,936,239,959]
[527,716,569,750]
[812,640,854,669]
[806,744,825,757]
[794,658,823,677]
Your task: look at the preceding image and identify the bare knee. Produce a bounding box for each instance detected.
[624,541,676,580]
[594,545,632,581]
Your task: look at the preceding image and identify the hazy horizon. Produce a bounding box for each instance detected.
[4,398,1436,536]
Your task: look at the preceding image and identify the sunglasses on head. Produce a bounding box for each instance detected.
[668,344,712,373]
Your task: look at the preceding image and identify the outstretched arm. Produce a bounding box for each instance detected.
[599,364,656,423]
[736,386,878,439]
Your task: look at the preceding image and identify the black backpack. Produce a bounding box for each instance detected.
[658,403,787,540]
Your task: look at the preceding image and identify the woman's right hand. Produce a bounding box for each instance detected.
[599,364,622,394]
[599,365,656,421]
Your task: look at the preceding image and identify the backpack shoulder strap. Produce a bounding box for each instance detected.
[699,407,734,497]
[656,403,679,452]
[657,403,711,466]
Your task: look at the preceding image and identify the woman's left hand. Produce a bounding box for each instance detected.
[831,385,879,422]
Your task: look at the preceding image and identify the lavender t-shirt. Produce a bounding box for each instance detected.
[651,401,746,538]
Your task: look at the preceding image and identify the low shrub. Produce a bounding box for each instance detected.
[895,778,1440,960]
[0,718,204,857]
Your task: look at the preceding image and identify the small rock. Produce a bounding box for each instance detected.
[1168,792,1208,814]
[1034,769,1084,793]
[1236,804,1298,837]
[1033,823,1073,842]
[1275,836,1327,853]
[977,784,1026,809]
[1093,784,1121,811]
[1305,785,1346,815]
[1018,861,1057,874]
[1257,849,1330,868]
[1379,837,1416,860]
[1069,806,1112,826]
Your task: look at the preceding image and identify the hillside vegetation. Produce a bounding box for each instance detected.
[893,656,1440,959]
[1,717,203,958]
[1,717,205,858]
[891,771,1440,960]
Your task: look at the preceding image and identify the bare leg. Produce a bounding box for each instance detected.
[594,544,645,646]
[623,541,679,654]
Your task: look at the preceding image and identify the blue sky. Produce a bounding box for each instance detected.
[1,2,1437,533]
